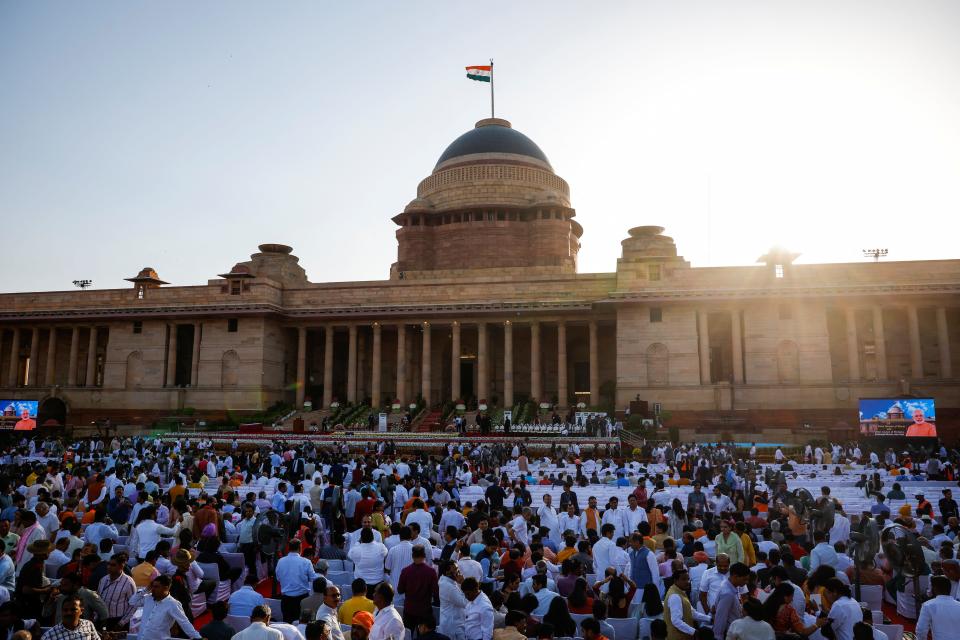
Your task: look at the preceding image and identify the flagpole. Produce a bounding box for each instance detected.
[490,58,495,118]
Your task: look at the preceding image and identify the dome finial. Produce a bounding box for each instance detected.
[476,117,511,129]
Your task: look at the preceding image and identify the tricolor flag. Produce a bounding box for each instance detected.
[466,65,492,82]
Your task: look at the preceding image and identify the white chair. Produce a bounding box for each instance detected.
[226,614,252,632]
[858,584,883,612]
[264,597,284,621]
[570,613,591,633]
[222,552,247,590]
[875,623,902,640]
[196,562,232,604]
[607,616,639,640]
[189,591,207,619]
[328,570,353,587]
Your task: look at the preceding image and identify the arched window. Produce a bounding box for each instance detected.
[777,340,800,384]
[125,351,144,389]
[646,342,669,386]
[221,350,240,387]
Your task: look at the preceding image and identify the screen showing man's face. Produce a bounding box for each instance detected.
[913,409,926,424]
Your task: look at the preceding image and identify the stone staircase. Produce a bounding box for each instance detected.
[278,408,330,429]
[414,409,444,432]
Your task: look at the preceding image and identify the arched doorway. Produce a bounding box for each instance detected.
[37,397,68,426]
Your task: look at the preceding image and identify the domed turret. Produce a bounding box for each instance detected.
[434,118,552,170]
[392,118,582,278]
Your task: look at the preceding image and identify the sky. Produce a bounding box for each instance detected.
[2,1,959,292]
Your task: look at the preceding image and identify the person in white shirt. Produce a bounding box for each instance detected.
[130,575,201,639]
[506,508,531,546]
[348,528,388,587]
[558,503,585,539]
[623,495,647,536]
[591,524,617,578]
[407,523,435,565]
[457,554,483,583]
[384,529,415,590]
[809,530,840,572]
[830,511,851,545]
[536,495,560,545]
[697,553,730,613]
[438,561,468,640]
[726,597,775,640]
[404,500,434,538]
[825,578,865,640]
[601,497,625,539]
[232,604,284,640]
[462,577,494,640]
[133,507,180,561]
[370,582,405,640]
[345,516,383,552]
[440,502,467,534]
[915,575,960,640]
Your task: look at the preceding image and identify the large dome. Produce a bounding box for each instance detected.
[435,118,552,170]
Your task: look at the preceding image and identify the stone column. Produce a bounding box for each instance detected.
[845,308,860,381]
[371,323,382,406]
[503,321,514,408]
[356,331,367,401]
[85,326,98,387]
[164,324,177,387]
[907,305,923,379]
[937,307,951,379]
[477,322,489,402]
[44,327,57,386]
[450,322,461,401]
[323,326,334,407]
[731,310,744,384]
[191,322,202,387]
[67,326,80,386]
[557,321,568,407]
[296,327,307,408]
[6,328,19,387]
[530,322,542,402]
[872,307,888,380]
[697,311,711,384]
[421,322,431,405]
[396,324,407,405]
[589,321,599,406]
[347,325,358,403]
[27,328,39,387]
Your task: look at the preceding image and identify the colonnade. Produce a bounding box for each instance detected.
[293,319,602,409]
[843,304,952,381]
[1,326,102,388]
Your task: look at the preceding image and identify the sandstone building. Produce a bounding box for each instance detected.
[1,118,958,440]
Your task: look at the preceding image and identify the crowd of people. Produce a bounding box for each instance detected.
[0,434,959,640]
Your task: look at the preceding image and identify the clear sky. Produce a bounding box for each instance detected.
[2,1,959,292]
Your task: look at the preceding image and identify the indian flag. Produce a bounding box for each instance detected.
[466,65,492,82]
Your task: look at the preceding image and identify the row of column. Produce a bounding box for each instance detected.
[164,323,203,388]
[694,304,954,385]
[294,319,601,408]
[845,305,952,381]
[3,326,99,388]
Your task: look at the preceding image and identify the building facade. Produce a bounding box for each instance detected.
[1,118,959,439]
